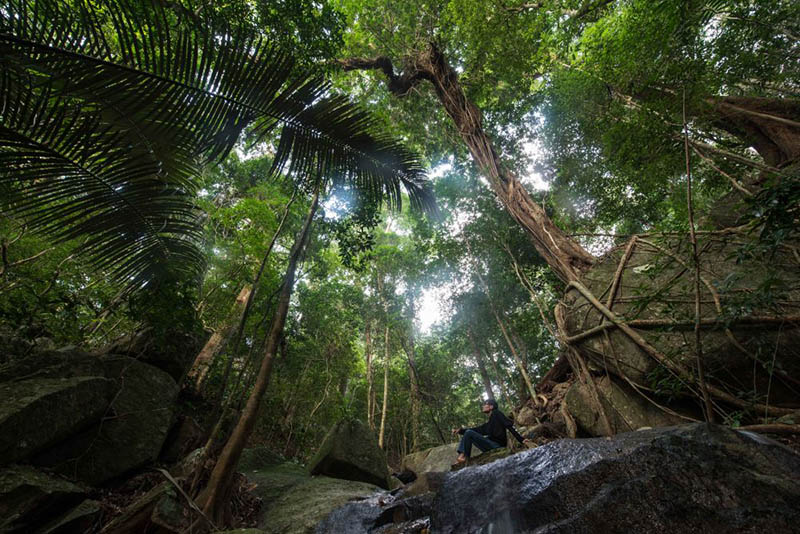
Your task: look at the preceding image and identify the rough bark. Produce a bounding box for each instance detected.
[339,44,595,283]
[189,285,251,388]
[197,186,319,525]
[707,96,800,168]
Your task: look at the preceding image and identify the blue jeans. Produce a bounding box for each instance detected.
[457,430,502,458]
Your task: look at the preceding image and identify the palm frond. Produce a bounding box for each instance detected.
[0,0,434,292]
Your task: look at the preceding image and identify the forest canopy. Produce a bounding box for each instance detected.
[1,0,798,527]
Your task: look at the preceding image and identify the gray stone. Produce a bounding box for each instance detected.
[260,475,381,534]
[307,419,390,489]
[0,376,113,465]
[33,356,178,485]
[160,415,204,465]
[565,374,686,436]
[240,449,382,534]
[0,465,87,533]
[100,327,203,382]
[430,424,800,533]
[451,447,512,471]
[401,443,481,476]
[316,492,434,534]
[401,471,447,498]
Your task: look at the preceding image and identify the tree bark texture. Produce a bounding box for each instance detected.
[189,285,251,388]
[198,187,320,524]
[339,44,595,283]
[707,96,800,168]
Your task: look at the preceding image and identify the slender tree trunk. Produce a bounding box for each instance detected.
[401,332,421,452]
[468,328,495,400]
[214,188,297,400]
[467,240,538,403]
[339,45,595,283]
[378,324,390,449]
[198,186,319,524]
[365,321,375,429]
[488,350,513,409]
[189,285,251,388]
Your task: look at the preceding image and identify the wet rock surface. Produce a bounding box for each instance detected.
[432,424,800,533]
[318,424,800,534]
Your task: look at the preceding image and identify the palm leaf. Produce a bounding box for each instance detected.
[0,0,434,293]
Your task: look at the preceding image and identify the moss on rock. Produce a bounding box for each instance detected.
[307,419,390,489]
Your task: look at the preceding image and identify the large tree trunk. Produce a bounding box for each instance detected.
[197,187,319,525]
[378,324,390,449]
[339,44,595,283]
[707,96,800,168]
[468,328,495,400]
[189,285,251,388]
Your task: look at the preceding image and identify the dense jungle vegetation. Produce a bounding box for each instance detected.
[1,0,798,528]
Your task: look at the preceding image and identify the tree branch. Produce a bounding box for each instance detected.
[336,56,432,97]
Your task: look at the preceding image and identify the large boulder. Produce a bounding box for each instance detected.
[307,419,390,489]
[239,446,381,534]
[99,327,203,382]
[401,442,482,476]
[565,374,686,436]
[260,475,382,534]
[33,356,179,485]
[431,424,800,533]
[0,376,114,464]
[559,236,800,408]
[0,465,87,533]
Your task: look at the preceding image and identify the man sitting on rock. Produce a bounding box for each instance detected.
[452,398,530,464]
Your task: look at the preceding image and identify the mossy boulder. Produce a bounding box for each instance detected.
[560,235,800,408]
[401,443,482,476]
[0,465,87,533]
[0,376,114,465]
[259,475,381,534]
[239,447,382,534]
[307,419,390,489]
[244,456,308,511]
[33,356,179,485]
[100,327,204,382]
[565,374,686,436]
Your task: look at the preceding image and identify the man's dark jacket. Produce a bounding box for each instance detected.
[458,409,525,447]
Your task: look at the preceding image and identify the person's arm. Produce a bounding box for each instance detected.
[501,413,527,445]
[507,423,526,445]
